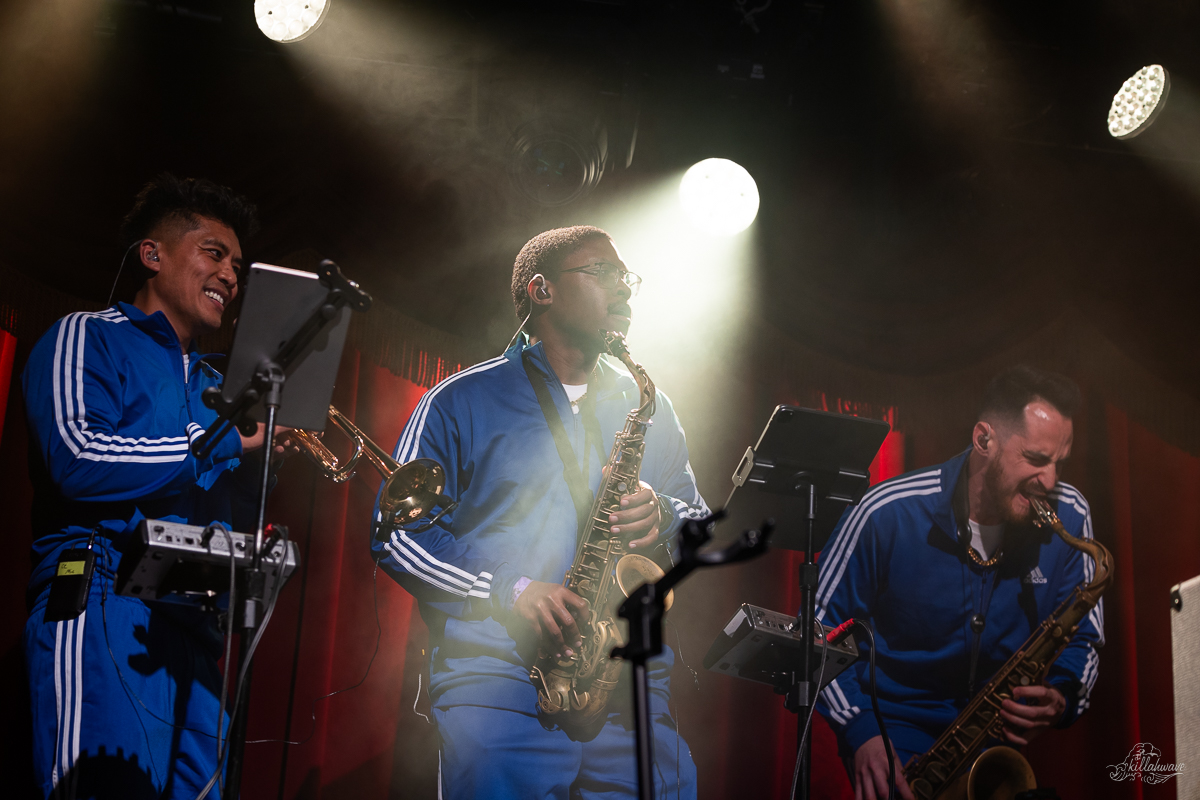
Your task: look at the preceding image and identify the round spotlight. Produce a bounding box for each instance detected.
[679,158,760,235]
[507,118,606,207]
[255,0,329,43]
[1107,65,1170,140]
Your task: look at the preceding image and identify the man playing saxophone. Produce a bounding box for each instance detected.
[815,366,1104,800]
[372,226,708,799]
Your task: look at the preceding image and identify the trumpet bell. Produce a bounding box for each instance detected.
[380,457,447,524]
[293,405,451,527]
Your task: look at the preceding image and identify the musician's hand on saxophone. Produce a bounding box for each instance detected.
[853,735,915,800]
[605,477,661,550]
[998,684,1066,746]
[515,582,590,658]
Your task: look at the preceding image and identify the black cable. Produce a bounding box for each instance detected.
[245,562,385,747]
[667,620,697,800]
[98,547,164,789]
[667,620,700,692]
[859,621,898,800]
[790,620,830,800]
[211,524,237,797]
[106,240,141,307]
[194,526,290,800]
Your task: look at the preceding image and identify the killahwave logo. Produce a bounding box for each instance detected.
[1108,743,1185,784]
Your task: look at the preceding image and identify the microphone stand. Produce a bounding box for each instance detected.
[612,512,773,800]
[787,480,820,800]
[189,260,371,800]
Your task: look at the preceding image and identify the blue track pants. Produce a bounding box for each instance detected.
[25,579,226,800]
[435,704,698,800]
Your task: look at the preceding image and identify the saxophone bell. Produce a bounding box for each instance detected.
[614,553,673,612]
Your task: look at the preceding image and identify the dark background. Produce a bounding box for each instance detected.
[3,0,1200,798]
[3,0,1200,387]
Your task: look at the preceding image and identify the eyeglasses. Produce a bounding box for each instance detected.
[557,261,642,296]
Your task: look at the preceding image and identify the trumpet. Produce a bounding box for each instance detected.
[290,405,449,525]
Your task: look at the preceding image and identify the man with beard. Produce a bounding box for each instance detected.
[373,226,707,799]
[814,366,1103,800]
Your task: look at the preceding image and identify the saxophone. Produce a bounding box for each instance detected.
[530,331,671,731]
[904,496,1113,800]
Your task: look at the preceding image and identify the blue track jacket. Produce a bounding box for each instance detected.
[22,303,244,607]
[373,336,710,715]
[814,449,1104,757]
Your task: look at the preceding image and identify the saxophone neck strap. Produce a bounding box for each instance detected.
[522,351,599,534]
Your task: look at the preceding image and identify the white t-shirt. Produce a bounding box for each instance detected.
[563,383,587,415]
[968,519,1004,560]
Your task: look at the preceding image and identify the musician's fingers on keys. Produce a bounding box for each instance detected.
[608,481,661,547]
[514,581,589,655]
[999,684,1066,745]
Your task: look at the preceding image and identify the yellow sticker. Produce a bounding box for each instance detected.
[57,561,85,577]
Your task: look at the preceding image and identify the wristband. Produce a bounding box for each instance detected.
[512,576,533,606]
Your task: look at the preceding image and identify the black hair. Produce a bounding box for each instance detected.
[121,172,259,253]
[510,225,611,319]
[979,365,1082,425]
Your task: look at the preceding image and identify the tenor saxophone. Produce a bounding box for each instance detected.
[904,496,1113,800]
[529,331,671,731]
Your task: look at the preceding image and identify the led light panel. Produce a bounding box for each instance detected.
[1108,65,1170,140]
[255,0,329,44]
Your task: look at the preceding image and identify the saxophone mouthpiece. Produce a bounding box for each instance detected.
[1029,495,1059,528]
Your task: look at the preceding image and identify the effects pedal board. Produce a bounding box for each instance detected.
[704,603,859,690]
[116,519,299,602]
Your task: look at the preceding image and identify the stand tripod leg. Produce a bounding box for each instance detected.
[793,482,819,800]
[223,640,254,797]
[632,661,653,800]
[222,379,282,800]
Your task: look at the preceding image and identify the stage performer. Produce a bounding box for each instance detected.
[814,365,1104,800]
[373,226,709,799]
[23,174,263,799]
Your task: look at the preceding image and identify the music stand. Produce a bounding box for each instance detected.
[726,405,890,800]
[191,260,369,800]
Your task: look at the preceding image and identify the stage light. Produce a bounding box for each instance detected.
[1108,65,1170,140]
[679,159,760,235]
[255,0,329,43]
[507,118,607,207]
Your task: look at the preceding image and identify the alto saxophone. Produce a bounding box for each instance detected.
[530,331,671,731]
[904,496,1113,800]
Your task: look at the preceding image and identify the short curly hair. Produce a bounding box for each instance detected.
[121,172,259,251]
[979,365,1082,425]
[510,225,612,319]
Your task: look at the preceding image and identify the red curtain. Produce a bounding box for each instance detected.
[239,351,434,799]
[0,329,16,448]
